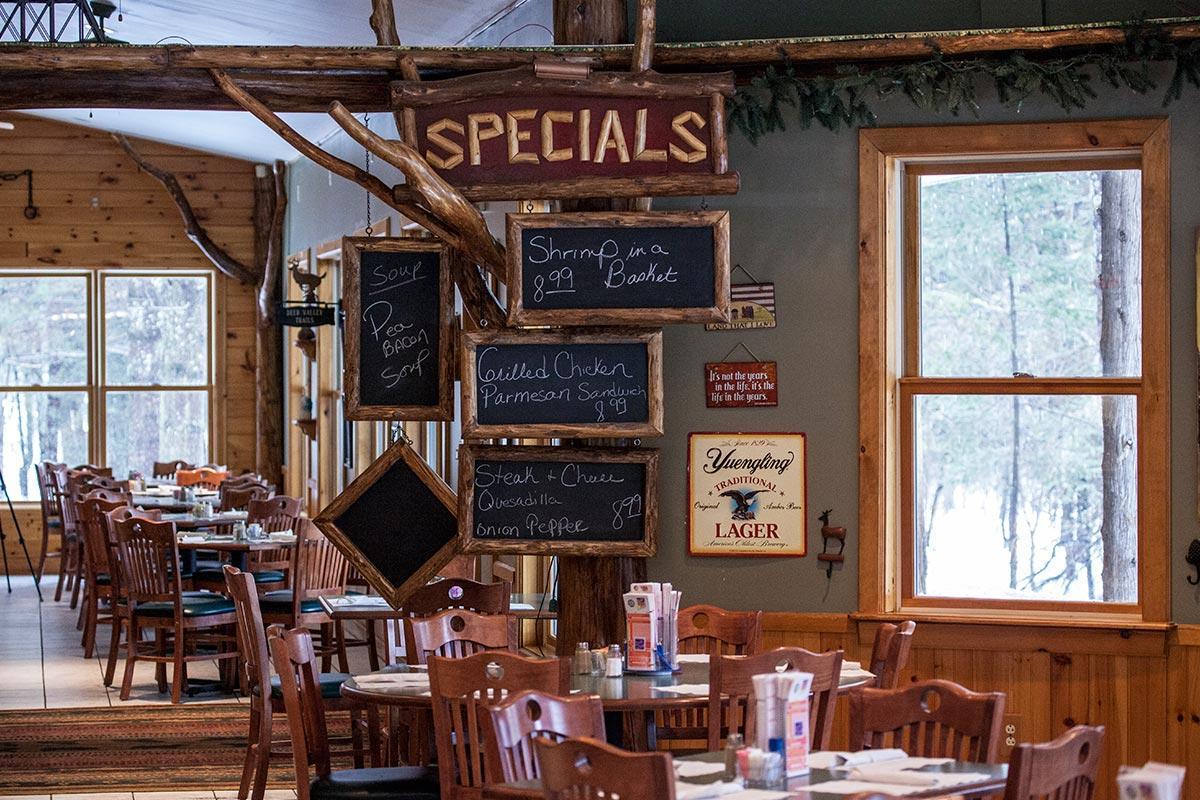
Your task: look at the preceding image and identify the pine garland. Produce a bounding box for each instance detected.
[727,25,1200,143]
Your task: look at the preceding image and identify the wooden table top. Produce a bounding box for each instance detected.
[482,751,1009,800]
[175,532,292,552]
[341,658,873,712]
[318,592,555,621]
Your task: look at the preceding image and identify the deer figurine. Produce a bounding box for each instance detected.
[817,509,847,578]
[289,262,326,303]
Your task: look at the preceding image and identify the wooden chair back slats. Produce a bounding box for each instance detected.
[677,605,764,656]
[868,621,916,690]
[219,482,271,512]
[428,651,569,799]
[224,566,273,698]
[36,462,64,521]
[484,690,606,783]
[1004,725,1104,800]
[79,487,130,505]
[114,516,182,606]
[72,464,113,476]
[294,524,348,605]
[707,646,843,752]
[176,467,229,489]
[405,578,511,616]
[535,737,676,800]
[82,475,126,492]
[78,496,129,580]
[268,627,333,800]
[248,496,302,574]
[849,679,1006,762]
[104,507,162,599]
[152,460,194,479]
[405,609,518,666]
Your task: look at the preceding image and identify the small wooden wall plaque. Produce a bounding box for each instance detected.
[506,210,731,326]
[461,327,664,440]
[458,444,659,557]
[342,237,454,421]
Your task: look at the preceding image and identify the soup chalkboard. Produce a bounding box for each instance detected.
[343,237,454,421]
[314,438,460,607]
[506,211,731,326]
[458,445,659,556]
[461,328,663,439]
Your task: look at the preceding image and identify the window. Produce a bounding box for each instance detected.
[0,270,214,499]
[859,121,1169,621]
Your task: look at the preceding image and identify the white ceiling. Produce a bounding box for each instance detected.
[22,0,553,163]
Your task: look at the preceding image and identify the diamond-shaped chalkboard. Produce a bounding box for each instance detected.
[314,438,459,608]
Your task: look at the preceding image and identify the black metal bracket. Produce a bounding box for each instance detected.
[0,169,37,220]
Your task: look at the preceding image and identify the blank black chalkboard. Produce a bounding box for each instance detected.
[507,211,730,326]
[462,330,664,439]
[343,238,453,421]
[458,445,659,556]
[315,439,459,606]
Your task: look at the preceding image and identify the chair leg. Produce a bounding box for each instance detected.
[335,621,351,674]
[53,545,67,601]
[35,529,50,585]
[365,620,381,672]
[69,557,82,610]
[349,708,365,769]
[171,628,185,704]
[82,590,97,658]
[155,630,168,694]
[104,615,123,686]
[119,622,139,701]
[319,623,333,673]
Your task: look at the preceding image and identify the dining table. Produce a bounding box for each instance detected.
[481,750,1010,800]
[173,525,293,572]
[341,655,876,751]
[132,487,219,513]
[318,592,557,622]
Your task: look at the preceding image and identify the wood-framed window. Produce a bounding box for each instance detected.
[0,268,216,499]
[858,119,1169,623]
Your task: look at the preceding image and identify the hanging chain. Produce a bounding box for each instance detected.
[364,112,373,236]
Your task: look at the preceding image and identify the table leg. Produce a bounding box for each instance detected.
[612,711,656,751]
[228,551,250,571]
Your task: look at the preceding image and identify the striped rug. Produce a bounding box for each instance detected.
[0,704,294,794]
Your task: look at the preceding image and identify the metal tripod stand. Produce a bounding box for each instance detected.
[0,468,43,601]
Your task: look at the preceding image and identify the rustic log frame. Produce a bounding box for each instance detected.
[459,326,665,440]
[457,444,660,557]
[341,236,456,421]
[505,209,731,326]
[114,133,286,482]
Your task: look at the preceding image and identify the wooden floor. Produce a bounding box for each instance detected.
[0,576,243,709]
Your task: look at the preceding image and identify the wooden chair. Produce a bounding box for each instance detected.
[224,566,364,800]
[72,464,113,476]
[114,515,238,703]
[707,646,843,751]
[101,506,162,687]
[373,578,512,667]
[153,459,193,479]
[34,462,66,585]
[219,480,272,512]
[428,651,569,799]
[52,469,87,605]
[268,626,438,800]
[83,474,127,492]
[484,690,606,783]
[1004,725,1105,800]
[849,679,1006,762]
[678,604,763,655]
[405,608,517,666]
[247,495,303,586]
[260,525,350,672]
[535,737,676,800]
[76,494,129,658]
[868,621,916,689]
[177,466,230,490]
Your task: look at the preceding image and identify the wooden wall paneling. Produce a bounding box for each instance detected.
[0,112,259,574]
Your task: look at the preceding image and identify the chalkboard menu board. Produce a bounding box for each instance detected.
[507,211,731,326]
[342,237,453,421]
[461,328,664,440]
[458,445,659,556]
[314,438,459,607]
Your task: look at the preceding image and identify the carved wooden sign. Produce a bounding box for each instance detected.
[461,328,663,440]
[391,67,738,201]
[458,444,658,557]
[314,438,460,607]
[342,237,455,421]
[506,210,731,326]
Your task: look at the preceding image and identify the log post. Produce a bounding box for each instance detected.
[552,0,648,657]
[253,161,286,485]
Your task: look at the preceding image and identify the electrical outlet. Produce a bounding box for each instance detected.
[1005,723,1016,734]
[1006,735,1017,746]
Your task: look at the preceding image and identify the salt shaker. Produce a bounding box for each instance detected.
[573,642,592,675]
[724,733,743,780]
[605,644,623,678]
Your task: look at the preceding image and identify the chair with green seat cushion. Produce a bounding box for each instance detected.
[195,566,285,585]
[77,493,128,660]
[260,589,326,615]
[269,626,437,800]
[225,566,365,800]
[101,506,164,689]
[115,515,239,704]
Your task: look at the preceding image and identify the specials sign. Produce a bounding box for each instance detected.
[391,67,738,201]
[687,432,807,557]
